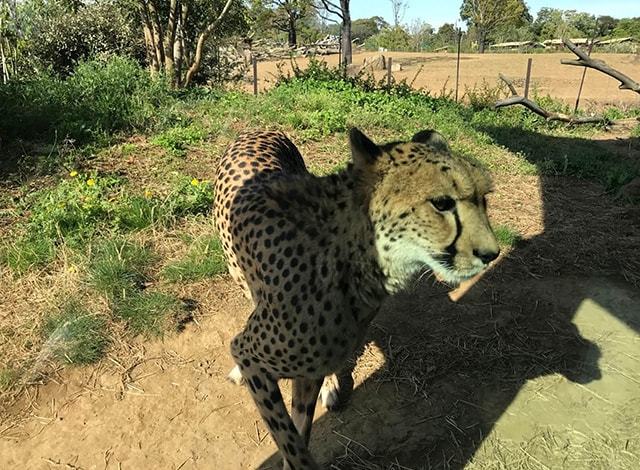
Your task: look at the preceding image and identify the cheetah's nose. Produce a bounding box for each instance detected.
[473,249,500,265]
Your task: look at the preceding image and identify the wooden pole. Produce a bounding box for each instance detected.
[387,57,392,87]
[574,33,597,114]
[524,58,533,99]
[455,28,462,102]
[252,56,258,96]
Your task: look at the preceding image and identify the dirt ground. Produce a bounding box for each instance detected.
[249,50,640,109]
[1,161,639,469]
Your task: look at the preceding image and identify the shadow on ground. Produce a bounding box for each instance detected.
[258,129,640,469]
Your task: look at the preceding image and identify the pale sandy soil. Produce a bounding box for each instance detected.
[249,51,640,109]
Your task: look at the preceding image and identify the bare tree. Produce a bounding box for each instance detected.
[268,0,311,47]
[389,0,407,28]
[316,0,352,66]
[138,0,236,87]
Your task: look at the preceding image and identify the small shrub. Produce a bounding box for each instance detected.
[465,79,509,110]
[113,291,181,337]
[163,235,226,282]
[88,238,153,299]
[24,172,121,245]
[42,301,109,365]
[494,225,523,247]
[0,56,173,143]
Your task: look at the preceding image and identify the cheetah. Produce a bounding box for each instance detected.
[214,128,500,469]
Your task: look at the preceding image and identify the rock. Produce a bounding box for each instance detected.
[363,54,386,71]
[390,62,402,72]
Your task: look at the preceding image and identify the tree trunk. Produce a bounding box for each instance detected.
[477,28,486,53]
[340,0,351,66]
[288,16,297,47]
[184,0,234,87]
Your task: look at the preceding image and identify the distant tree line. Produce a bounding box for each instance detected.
[1,0,639,88]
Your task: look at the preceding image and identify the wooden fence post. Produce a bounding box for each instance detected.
[253,56,258,96]
[387,57,392,87]
[524,58,533,99]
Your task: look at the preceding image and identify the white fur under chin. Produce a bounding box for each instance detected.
[378,238,483,291]
[227,365,245,385]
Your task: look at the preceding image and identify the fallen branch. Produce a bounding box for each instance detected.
[494,74,608,124]
[561,38,640,94]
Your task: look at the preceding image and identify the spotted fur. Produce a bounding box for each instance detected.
[214,128,499,469]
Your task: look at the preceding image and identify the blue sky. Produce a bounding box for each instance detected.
[349,0,640,29]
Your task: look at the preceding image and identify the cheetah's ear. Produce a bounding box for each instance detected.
[411,130,450,153]
[349,128,381,165]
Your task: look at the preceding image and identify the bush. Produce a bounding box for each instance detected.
[0,56,173,143]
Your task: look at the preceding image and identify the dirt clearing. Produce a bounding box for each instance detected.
[1,167,639,469]
[250,51,640,109]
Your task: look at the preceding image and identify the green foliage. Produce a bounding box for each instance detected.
[494,225,523,247]
[612,17,640,39]
[113,291,181,337]
[42,301,109,365]
[352,16,388,41]
[461,0,530,51]
[163,235,227,282]
[22,1,143,76]
[24,172,120,245]
[165,177,215,218]
[0,56,173,143]
[366,26,413,51]
[151,124,206,156]
[88,238,153,300]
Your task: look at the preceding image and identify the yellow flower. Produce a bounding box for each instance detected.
[190,178,199,186]
[86,178,96,186]
[69,170,78,177]
[144,189,153,199]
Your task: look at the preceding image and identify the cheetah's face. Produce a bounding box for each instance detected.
[350,128,500,288]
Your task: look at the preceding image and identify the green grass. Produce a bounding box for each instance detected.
[494,225,523,247]
[151,124,206,156]
[88,238,153,299]
[163,235,227,282]
[0,368,19,391]
[1,236,56,275]
[42,301,109,365]
[113,291,181,337]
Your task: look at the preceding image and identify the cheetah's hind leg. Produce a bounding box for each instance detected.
[319,370,355,411]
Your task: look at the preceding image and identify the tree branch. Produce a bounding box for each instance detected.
[561,38,640,94]
[494,74,609,125]
[184,0,234,87]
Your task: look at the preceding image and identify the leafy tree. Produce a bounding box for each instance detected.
[368,25,411,51]
[351,17,383,41]
[460,0,530,52]
[266,0,312,47]
[565,10,597,37]
[15,0,143,77]
[407,19,433,51]
[611,17,640,38]
[137,0,247,87]
[596,15,618,37]
[434,23,457,48]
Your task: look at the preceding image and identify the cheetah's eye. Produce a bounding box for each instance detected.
[430,196,456,212]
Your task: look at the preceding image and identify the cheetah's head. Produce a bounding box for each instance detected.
[350,128,500,290]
